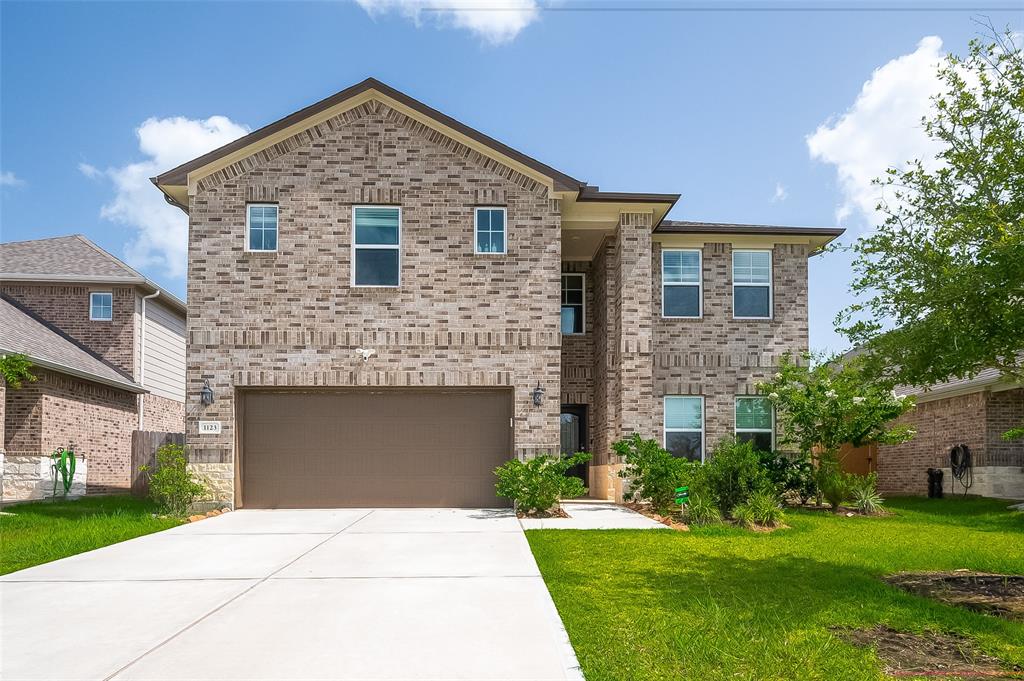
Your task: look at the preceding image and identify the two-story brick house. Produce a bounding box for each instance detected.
[153,78,842,509]
[0,235,186,501]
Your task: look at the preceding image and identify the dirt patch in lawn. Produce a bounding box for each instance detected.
[835,625,1017,678]
[885,572,1024,621]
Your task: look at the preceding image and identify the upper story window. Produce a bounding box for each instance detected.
[561,273,585,335]
[89,292,113,321]
[475,207,506,255]
[353,206,401,287]
[735,396,774,452]
[733,250,772,319]
[246,204,279,252]
[662,249,701,318]
[664,395,704,461]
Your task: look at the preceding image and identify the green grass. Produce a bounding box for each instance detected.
[527,497,1024,681]
[0,495,182,575]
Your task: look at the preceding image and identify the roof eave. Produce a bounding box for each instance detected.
[0,348,147,394]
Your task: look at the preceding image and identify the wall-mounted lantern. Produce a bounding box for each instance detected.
[532,382,545,407]
[200,380,215,407]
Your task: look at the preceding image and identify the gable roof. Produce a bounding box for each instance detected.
[0,296,145,393]
[154,77,586,197]
[0,235,186,315]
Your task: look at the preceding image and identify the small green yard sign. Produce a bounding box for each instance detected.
[675,486,689,505]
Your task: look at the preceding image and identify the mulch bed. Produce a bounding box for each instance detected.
[835,625,1018,678]
[622,502,690,530]
[885,571,1024,622]
[516,507,570,519]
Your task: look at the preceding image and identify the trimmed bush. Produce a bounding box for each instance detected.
[758,451,817,505]
[140,444,207,517]
[495,452,590,515]
[702,439,768,518]
[814,454,853,512]
[614,434,697,514]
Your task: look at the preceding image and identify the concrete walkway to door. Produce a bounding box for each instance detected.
[1,509,584,681]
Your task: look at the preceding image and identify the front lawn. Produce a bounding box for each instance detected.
[0,495,182,575]
[527,497,1024,680]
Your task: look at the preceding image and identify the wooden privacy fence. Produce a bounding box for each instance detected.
[130,430,184,498]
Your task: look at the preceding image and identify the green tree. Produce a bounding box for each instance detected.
[837,26,1024,388]
[0,353,36,389]
[757,353,916,459]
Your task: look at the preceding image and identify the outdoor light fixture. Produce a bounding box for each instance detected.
[532,382,545,406]
[200,380,215,407]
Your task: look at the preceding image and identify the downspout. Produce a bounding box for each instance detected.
[138,290,161,430]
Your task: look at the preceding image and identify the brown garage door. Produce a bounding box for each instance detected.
[240,389,513,508]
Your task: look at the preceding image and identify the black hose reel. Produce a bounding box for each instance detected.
[949,443,973,495]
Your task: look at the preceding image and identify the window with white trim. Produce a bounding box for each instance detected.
[735,396,774,452]
[353,206,401,287]
[475,207,506,254]
[246,204,278,252]
[662,249,701,318]
[561,273,585,335]
[89,292,113,321]
[733,250,772,318]
[664,396,704,461]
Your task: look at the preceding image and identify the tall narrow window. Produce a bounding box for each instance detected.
[735,397,774,452]
[246,204,278,252]
[733,250,772,318]
[662,249,701,318]
[664,396,704,461]
[89,292,113,321]
[561,273,585,334]
[475,207,506,254]
[353,206,401,287]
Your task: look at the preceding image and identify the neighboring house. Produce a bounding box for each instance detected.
[877,371,1024,499]
[0,235,186,501]
[152,77,842,509]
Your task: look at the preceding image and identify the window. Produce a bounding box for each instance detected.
[353,206,401,287]
[733,250,772,318]
[475,207,506,254]
[561,273,585,334]
[246,204,278,252]
[662,249,701,318]
[664,396,704,461]
[89,292,113,321]
[735,397,774,452]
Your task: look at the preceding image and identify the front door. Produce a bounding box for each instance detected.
[560,404,588,485]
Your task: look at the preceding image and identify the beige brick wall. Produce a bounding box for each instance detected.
[142,393,185,434]
[185,100,562,505]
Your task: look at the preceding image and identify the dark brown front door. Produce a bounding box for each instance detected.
[560,404,588,483]
[240,389,513,509]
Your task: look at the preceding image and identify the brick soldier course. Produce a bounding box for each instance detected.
[155,78,844,507]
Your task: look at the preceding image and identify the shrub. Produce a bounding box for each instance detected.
[684,493,721,526]
[758,451,817,505]
[732,503,755,529]
[614,434,697,514]
[141,444,207,517]
[740,488,786,528]
[850,472,885,515]
[814,454,853,512]
[494,452,590,515]
[702,438,768,518]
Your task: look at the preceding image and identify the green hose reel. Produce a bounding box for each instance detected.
[50,445,77,498]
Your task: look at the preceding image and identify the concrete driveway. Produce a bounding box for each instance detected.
[1,509,583,681]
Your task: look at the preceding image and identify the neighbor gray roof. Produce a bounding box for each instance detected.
[896,367,1013,401]
[0,297,145,393]
[0,235,186,314]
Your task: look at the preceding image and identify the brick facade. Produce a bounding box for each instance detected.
[142,393,185,434]
[878,387,1024,497]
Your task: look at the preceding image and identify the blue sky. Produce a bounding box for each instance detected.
[1,1,1019,353]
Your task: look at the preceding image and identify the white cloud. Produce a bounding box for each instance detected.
[0,171,26,187]
[807,36,946,227]
[88,116,249,279]
[771,182,788,203]
[354,0,539,44]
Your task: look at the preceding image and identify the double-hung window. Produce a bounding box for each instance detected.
[561,274,585,335]
[664,396,704,461]
[353,206,401,287]
[733,250,772,318]
[662,249,701,318]
[475,207,506,254]
[89,292,113,321]
[735,397,774,452]
[246,204,278,252]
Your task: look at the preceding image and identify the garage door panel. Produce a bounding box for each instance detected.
[241,390,512,508]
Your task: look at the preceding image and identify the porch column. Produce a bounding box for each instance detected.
[614,210,655,441]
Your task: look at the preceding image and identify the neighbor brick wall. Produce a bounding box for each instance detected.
[3,369,136,493]
[650,241,809,455]
[185,100,563,505]
[987,388,1024,466]
[142,393,185,434]
[1,284,138,377]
